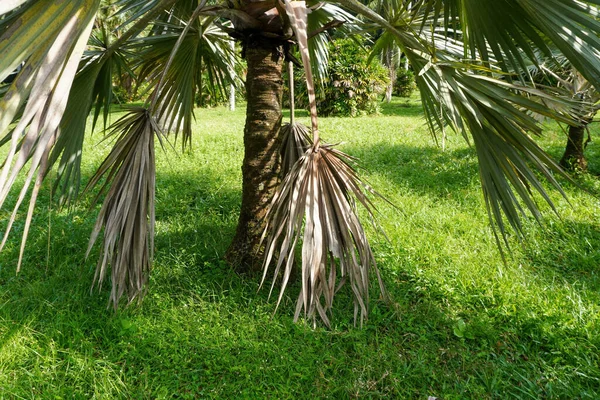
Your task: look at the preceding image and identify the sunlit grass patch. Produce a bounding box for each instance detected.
[0,97,599,398]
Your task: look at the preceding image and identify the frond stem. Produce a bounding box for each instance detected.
[288,60,295,125]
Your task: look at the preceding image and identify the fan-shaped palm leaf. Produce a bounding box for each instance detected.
[0,0,101,269]
[133,5,238,148]
[262,143,387,327]
[48,24,136,207]
[306,2,357,82]
[334,0,600,251]
[422,0,600,86]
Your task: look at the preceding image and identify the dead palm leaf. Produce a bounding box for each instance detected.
[85,107,163,309]
[261,1,389,327]
[83,1,207,308]
[261,143,387,327]
[280,122,312,177]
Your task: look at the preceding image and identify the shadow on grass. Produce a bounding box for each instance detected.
[1,133,599,397]
[379,97,423,117]
[345,139,600,275]
[521,219,600,291]
[343,142,479,198]
[0,169,465,398]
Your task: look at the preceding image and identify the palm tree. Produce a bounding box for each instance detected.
[366,0,411,103]
[2,0,600,325]
[536,62,600,171]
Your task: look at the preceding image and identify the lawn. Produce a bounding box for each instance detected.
[0,97,599,398]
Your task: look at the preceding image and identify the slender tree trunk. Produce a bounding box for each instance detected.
[384,49,395,103]
[560,122,589,171]
[225,40,284,272]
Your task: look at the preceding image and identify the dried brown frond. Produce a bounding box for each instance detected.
[261,142,387,328]
[85,107,162,309]
[280,122,312,178]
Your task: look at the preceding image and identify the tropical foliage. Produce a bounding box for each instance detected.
[1,0,600,325]
[394,67,416,97]
[295,38,390,116]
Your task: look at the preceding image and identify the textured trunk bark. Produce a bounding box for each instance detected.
[225,40,284,273]
[560,123,589,171]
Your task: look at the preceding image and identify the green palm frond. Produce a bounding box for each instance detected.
[0,2,29,37]
[85,108,162,308]
[0,0,101,269]
[113,0,175,26]
[48,25,135,207]
[334,0,600,252]
[420,0,600,85]
[47,63,104,209]
[416,62,588,249]
[86,24,136,130]
[134,8,238,148]
[306,2,357,82]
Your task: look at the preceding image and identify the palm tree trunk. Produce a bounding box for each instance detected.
[560,123,589,171]
[383,49,395,103]
[225,40,284,272]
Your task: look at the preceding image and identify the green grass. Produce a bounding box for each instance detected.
[1,97,600,398]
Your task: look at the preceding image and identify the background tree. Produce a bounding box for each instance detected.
[2,0,600,325]
[365,0,411,103]
[536,63,600,171]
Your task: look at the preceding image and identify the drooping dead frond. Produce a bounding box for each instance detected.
[280,122,312,178]
[85,108,162,309]
[261,142,387,328]
[259,1,388,327]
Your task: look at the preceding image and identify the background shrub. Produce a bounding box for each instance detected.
[394,68,416,98]
[291,39,389,117]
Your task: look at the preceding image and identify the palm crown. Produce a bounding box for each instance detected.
[1,0,600,326]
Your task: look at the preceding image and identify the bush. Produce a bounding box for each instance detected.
[394,68,416,98]
[291,39,389,117]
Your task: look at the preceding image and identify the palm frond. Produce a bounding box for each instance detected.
[113,0,178,27]
[0,0,29,16]
[48,25,135,208]
[135,3,237,148]
[419,0,600,87]
[280,122,312,177]
[416,63,587,251]
[0,0,100,270]
[262,143,386,327]
[259,1,389,327]
[335,0,600,253]
[85,108,162,309]
[280,61,312,178]
[306,2,357,82]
